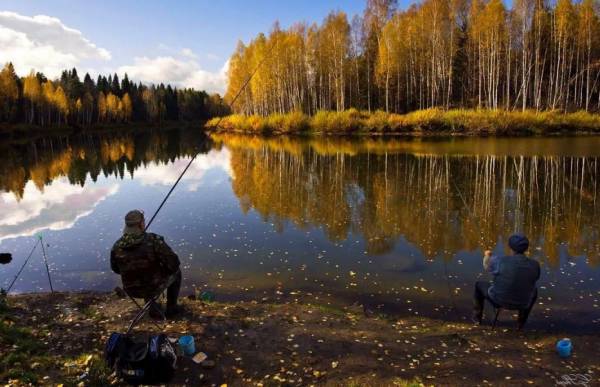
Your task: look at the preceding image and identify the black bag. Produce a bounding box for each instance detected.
[0,253,11,265]
[105,332,177,385]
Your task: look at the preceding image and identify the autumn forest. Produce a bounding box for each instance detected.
[225,0,600,116]
[0,64,228,128]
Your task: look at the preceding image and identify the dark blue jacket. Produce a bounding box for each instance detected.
[486,254,540,309]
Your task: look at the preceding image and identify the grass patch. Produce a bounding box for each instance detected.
[62,354,114,386]
[0,292,113,385]
[330,376,424,387]
[392,377,424,387]
[0,297,47,383]
[78,305,97,320]
[206,109,600,135]
[311,303,349,317]
[207,111,310,134]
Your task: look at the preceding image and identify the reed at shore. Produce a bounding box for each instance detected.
[206,108,600,135]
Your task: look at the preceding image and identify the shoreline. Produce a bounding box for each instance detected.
[206,109,600,136]
[1,291,598,385]
[0,121,205,136]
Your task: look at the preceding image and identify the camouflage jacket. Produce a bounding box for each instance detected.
[110,232,180,298]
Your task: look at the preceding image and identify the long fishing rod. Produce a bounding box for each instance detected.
[144,44,275,231]
[441,180,484,319]
[453,180,490,258]
[444,180,494,318]
[39,235,54,293]
[6,238,40,292]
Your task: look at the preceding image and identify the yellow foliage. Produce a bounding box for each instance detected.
[122,93,133,121]
[97,92,107,122]
[206,109,600,135]
[23,71,42,102]
[0,63,18,100]
[106,92,119,120]
[54,86,69,114]
[42,82,55,105]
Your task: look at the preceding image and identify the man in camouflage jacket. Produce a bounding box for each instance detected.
[111,210,181,317]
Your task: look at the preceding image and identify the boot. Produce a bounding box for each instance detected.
[165,303,182,319]
[471,310,482,325]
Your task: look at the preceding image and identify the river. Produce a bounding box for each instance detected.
[1,129,599,331]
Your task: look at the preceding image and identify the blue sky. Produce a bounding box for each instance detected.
[0,0,383,93]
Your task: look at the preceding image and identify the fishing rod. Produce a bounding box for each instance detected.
[39,235,54,293]
[453,180,481,230]
[6,238,40,293]
[441,180,485,319]
[144,43,275,231]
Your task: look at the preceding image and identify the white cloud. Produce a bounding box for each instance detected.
[134,149,231,191]
[0,11,228,93]
[181,48,198,59]
[0,11,110,77]
[118,52,229,94]
[0,178,118,242]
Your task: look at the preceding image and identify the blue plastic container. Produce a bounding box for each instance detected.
[178,335,196,356]
[556,338,572,358]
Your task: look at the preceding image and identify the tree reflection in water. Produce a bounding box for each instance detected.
[0,129,211,199]
[1,131,599,269]
[213,133,600,268]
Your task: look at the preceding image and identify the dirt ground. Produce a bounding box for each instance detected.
[1,291,599,386]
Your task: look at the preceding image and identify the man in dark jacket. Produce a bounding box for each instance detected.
[473,234,540,328]
[111,210,182,317]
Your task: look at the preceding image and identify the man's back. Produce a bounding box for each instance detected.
[489,254,540,309]
[110,232,180,298]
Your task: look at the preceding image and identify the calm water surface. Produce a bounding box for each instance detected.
[1,129,599,331]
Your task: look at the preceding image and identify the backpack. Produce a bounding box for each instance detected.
[105,332,177,385]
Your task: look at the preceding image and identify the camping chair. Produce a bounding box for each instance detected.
[123,272,179,334]
[488,288,538,330]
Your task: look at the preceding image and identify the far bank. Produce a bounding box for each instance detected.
[0,120,205,135]
[206,109,600,136]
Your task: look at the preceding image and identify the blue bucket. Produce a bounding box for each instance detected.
[556,338,572,358]
[178,335,196,356]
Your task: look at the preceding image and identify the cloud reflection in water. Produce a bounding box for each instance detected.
[0,178,118,242]
[134,148,231,191]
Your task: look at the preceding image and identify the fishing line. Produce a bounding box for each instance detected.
[453,180,481,229]
[441,180,484,320]
[6,238,40,293]
[144,42,276,231]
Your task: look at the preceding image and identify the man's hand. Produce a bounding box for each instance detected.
[483,250,493,271]
[483,250,497,273]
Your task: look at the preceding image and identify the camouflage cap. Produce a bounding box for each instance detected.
[123,210,145,235]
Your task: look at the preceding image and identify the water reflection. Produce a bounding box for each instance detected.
[0,129,211,200]
[134,150,231,190]
[213,133,600,268]
[1,130,599,330]
[0,178,117,242]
